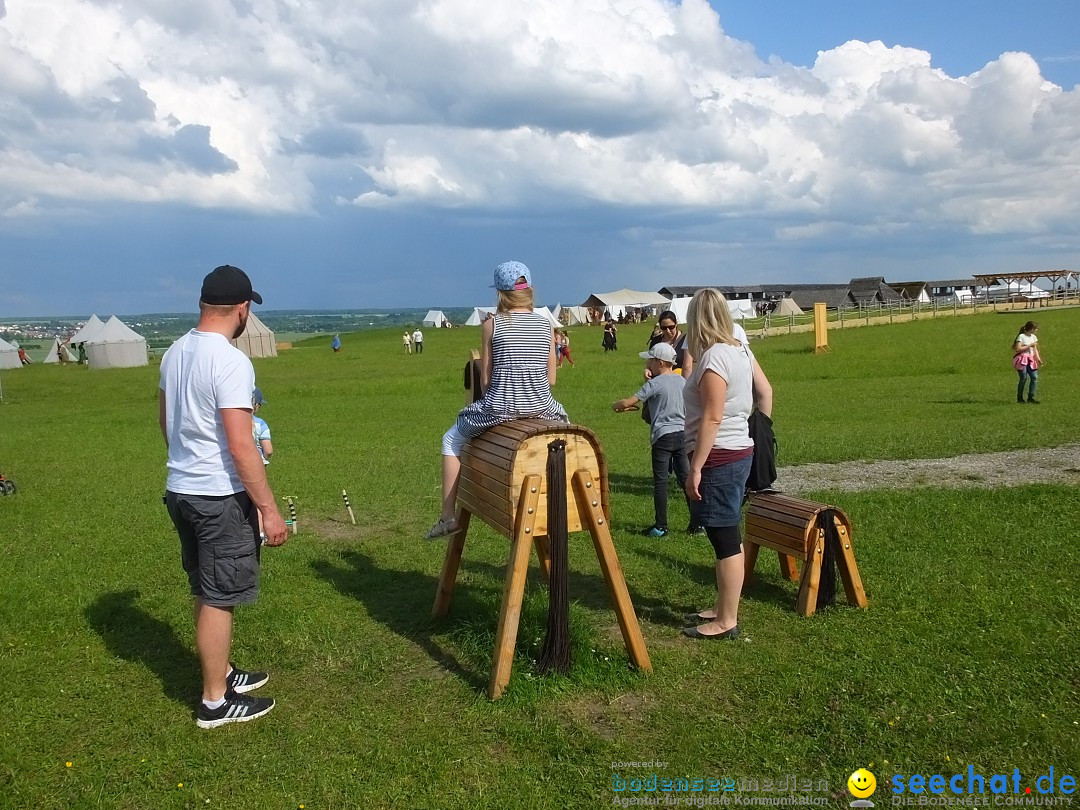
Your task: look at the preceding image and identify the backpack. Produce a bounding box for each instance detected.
[746,410,778,492]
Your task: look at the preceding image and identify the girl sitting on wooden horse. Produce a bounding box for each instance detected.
[426,261,568,539]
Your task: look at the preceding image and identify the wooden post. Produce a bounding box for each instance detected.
[813,303,829,353]
[432,508,472,618]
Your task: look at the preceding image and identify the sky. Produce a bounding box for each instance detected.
[2,0,1079,316]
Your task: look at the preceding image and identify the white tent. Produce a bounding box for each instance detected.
[533,307,560,327]
[68,314,106,345]
[581,289,671,321]
[0,337,21,370]
[773,297,804,316]
[560,306,591,325]
[665,296,755,324]
[423,310,448,328]
[231,311,278,358]
[86,316,148,369]
[44,339,62,364]
[464,306,496,326]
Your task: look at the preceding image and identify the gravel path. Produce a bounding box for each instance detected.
[776,443,1080,494]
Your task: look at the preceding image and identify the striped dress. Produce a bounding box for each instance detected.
[455,311,568,438]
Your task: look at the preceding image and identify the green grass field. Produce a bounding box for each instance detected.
[1,310,1078,809]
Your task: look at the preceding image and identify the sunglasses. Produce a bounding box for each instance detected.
[660,324,677,331]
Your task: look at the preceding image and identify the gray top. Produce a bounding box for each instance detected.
[635,372,686,444]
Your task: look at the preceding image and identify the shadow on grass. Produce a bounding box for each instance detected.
[625,545,802,615]
[459,556,678,628]
[310,550,488,694]
[607,471,656,496]
[85,589,200,707]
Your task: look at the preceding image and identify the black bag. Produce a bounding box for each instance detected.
[746,410,777,492]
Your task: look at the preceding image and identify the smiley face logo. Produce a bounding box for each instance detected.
[847,769,877,799]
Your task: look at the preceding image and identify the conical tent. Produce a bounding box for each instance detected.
[86,316,148,369]
[0,337,21,370]
[68,314,106,345]
[773,297,803,316]
[464,307,496,326]
[230,311,278,358]
[43,339,61,364]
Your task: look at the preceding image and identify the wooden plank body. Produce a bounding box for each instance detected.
[743,492,867,616]
[458,419,609,537]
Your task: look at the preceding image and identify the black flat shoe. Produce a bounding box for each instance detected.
[681,624,740,640]
[683,612,715,624]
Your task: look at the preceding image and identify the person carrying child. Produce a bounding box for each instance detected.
[426,261,568,539]
[612,343,694,538]
[251,387,274,541]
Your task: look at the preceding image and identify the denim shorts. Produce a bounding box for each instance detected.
[690,455,752,529]
[166,491,261,606]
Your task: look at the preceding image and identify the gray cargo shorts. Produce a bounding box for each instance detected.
[166,490,261,606]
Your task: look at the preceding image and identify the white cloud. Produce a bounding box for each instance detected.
[0,0,1077,244]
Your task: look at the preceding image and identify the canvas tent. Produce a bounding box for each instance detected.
[68,314,105,345]
[423,310,449,328]
[231,311,278,358]
[580,289,671,321]
[0,337,20,370]
[85,316,148,369]
[773,297,803,316]
[43,339,62,364]
[464,306,496,326]
[560,306,591,325]
[533,307,560,327]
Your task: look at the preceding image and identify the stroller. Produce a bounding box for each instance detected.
[0,471,16,495]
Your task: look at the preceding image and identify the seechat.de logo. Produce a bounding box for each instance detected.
[848,768,878,808]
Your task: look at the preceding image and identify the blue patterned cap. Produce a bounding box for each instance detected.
[492,261,532,291]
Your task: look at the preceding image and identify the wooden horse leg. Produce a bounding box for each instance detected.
[533,535,552,583]
[778,551,800,582]
[742,540,761,587]
[572,469,652,673]
[834,522,868,609]
[489,476,541,700]
[431,508,472,618]
[795,528,824,617]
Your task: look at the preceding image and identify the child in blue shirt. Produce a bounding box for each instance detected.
[252,388,273,541]
[612,343,695,537]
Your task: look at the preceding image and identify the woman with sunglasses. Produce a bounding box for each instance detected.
[647,310,693,376]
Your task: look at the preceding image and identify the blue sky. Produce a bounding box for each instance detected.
[1,0,1078,317]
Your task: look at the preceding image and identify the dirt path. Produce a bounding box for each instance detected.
[776,443,1080,494]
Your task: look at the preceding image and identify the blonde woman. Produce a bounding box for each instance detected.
[681,289,773,639]
[426,261,568,538]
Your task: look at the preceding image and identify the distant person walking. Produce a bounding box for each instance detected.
[426,261,567,538]
[412,328,424,354]
[402,332,412,354]
[602,320,618,352]
[17,346,31,365]
[159,264,287,728]
[556,330,575,367]
[331,334,342,353]
[1013,321,1043,404]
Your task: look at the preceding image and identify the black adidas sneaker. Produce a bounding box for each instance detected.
[226,663,269,694]
[196,690,275,729]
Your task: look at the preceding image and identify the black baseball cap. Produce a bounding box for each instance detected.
[201,265,263,305]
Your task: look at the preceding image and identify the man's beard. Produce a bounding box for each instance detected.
[233,310,249,339]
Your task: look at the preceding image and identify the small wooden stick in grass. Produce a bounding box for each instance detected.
[342,489,356,525]
[286,496,298,535]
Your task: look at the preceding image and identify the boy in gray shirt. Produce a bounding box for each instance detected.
[612,343,695,538]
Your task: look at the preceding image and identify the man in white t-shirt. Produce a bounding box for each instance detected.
[159,264,287,729]
[412,328,424,354]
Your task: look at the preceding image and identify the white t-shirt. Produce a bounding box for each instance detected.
[683,341,755,453]
[160,330,256,495]
[1015,333,1038,354]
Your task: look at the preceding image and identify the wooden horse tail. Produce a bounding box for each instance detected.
[816,509,840,609]
[538,439,571,674]
[463,349,484,405]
